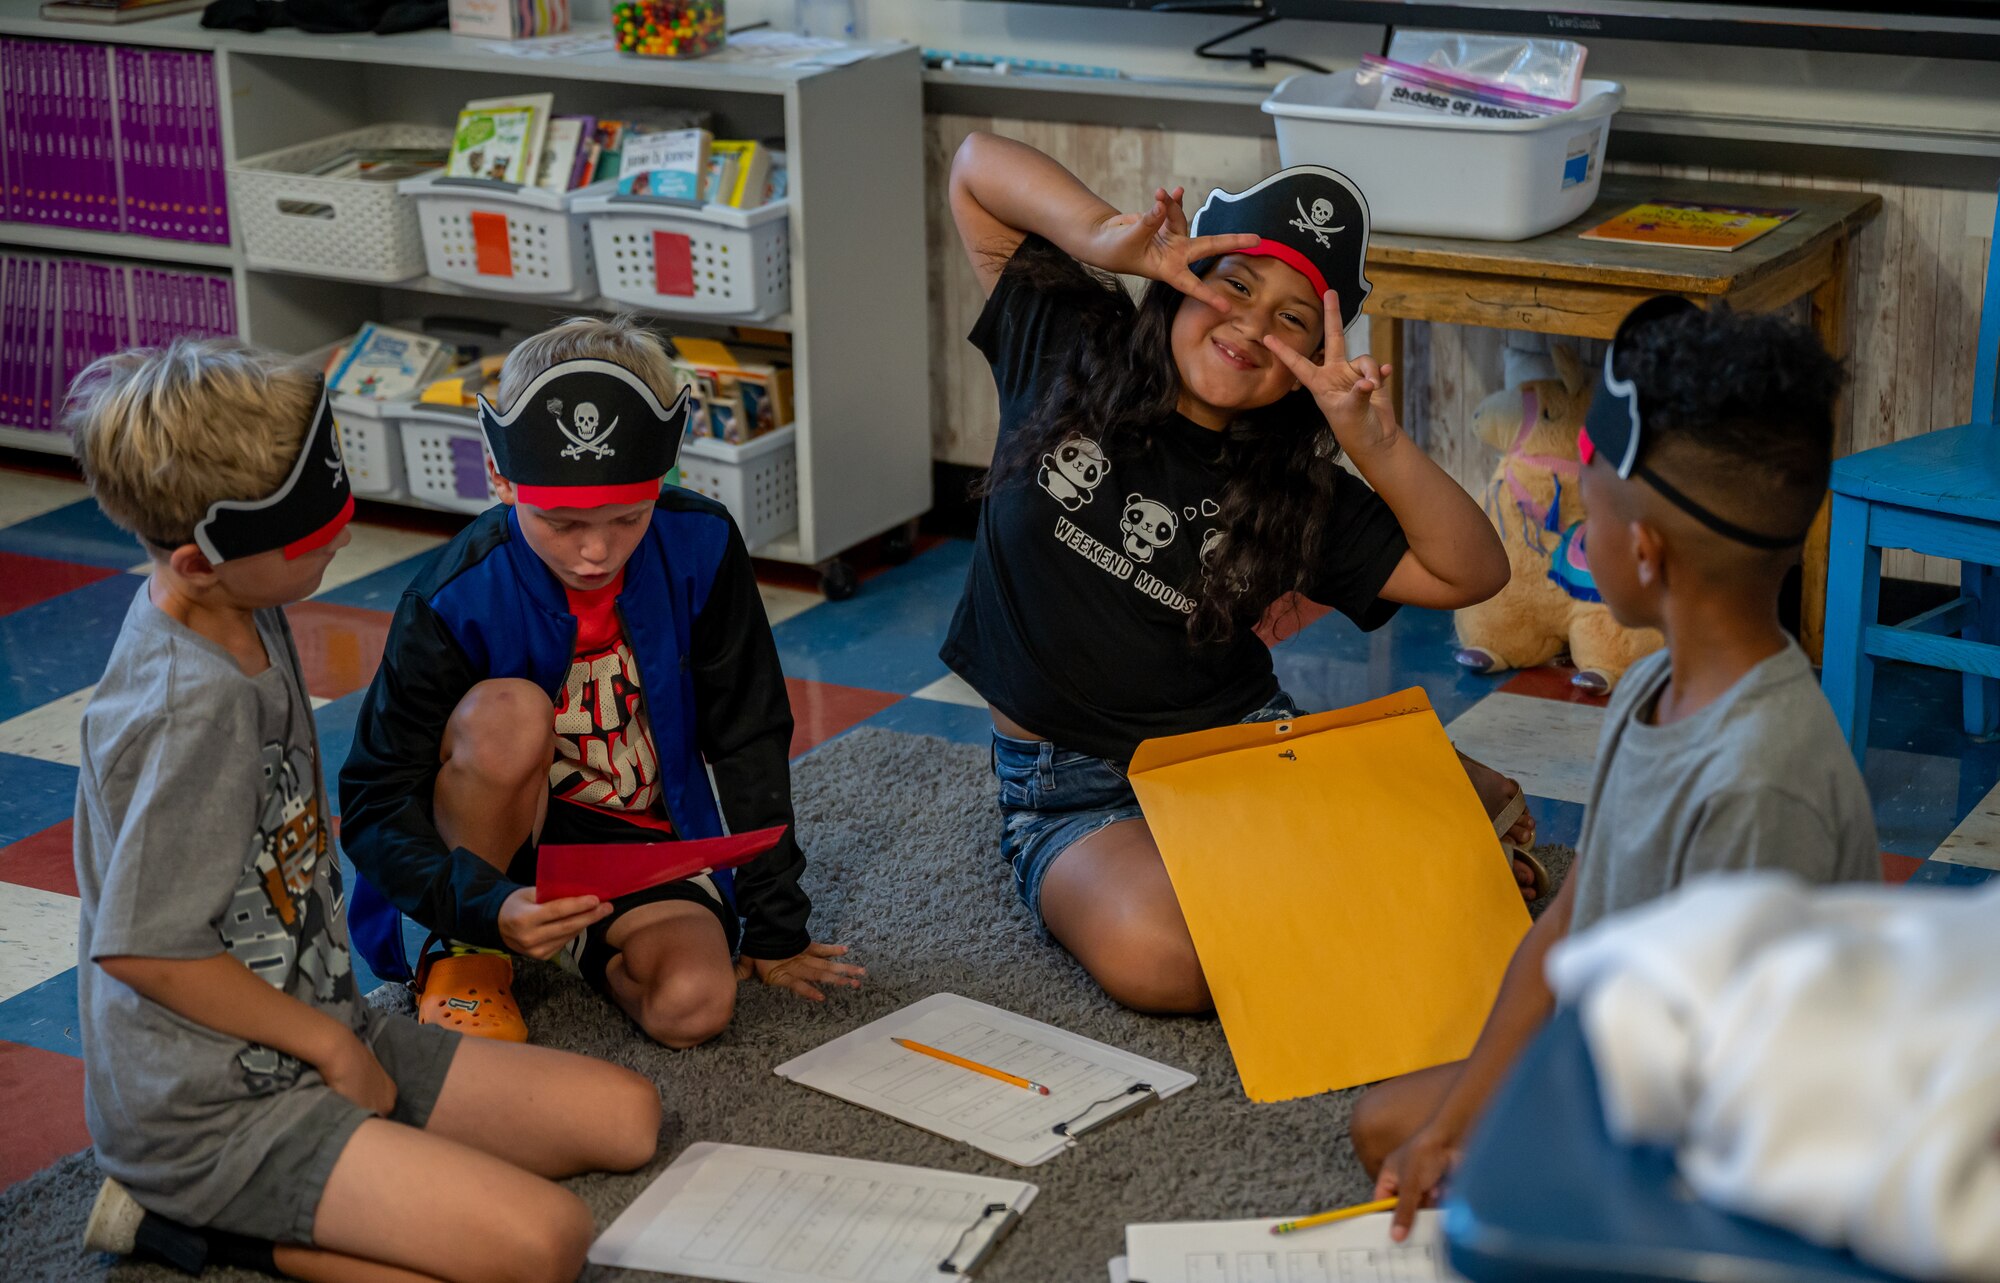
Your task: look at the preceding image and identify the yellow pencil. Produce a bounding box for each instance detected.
[1270,1197,1398,1235]
[892,1038,1050,1095]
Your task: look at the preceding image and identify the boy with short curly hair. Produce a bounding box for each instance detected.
[69,338,659,1283]
[1352,301,1881,1240]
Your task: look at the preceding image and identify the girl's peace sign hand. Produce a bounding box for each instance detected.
[1092,186,1259,314]
[1264,289,1402,459]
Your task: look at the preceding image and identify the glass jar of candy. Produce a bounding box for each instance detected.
[613,0,725,58]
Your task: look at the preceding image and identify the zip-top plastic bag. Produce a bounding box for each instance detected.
[1386,29,1587,107]
[1356,54,1565,120]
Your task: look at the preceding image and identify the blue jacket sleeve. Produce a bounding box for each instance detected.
[337,592,520,948]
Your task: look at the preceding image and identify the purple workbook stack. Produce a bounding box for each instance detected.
[0,41,226,242]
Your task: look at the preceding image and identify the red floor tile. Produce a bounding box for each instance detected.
[1880,851,1925,884]
[787,678,900,758]
[0,550,120,616]
[0,819,77,898]
[0,1041,90,1192]
[1500,664,1614,708]
[285,601,393,701]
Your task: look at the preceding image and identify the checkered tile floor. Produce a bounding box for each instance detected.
[1,459,1991,1191]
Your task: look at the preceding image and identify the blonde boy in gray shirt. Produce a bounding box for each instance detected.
[68,340,659,1283]
[1349,299,1878,1239]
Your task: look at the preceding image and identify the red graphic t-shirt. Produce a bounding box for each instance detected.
[549,572,673,833]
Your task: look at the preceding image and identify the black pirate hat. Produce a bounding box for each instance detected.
[477,358,691,509]
[1190,166,1372,331]
[1580,296,1807,549]
[193,378,354,564]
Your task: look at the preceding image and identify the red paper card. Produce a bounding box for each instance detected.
[653,230,694,296]
[471,209,514,277]
[535,825,787,903]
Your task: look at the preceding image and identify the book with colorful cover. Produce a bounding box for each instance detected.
[1579,200,1800,252]
[447,93,552,184]
[616,127,709,201]
[329,322,451,400]
[535,115,587,192]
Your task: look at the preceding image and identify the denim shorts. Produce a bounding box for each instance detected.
[993,691,1303,925]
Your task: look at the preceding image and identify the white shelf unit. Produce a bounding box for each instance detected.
[0,7,933,577]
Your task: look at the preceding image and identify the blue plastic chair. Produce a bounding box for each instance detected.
[1821,185,2000,761]
[1444,1006,1916,1283]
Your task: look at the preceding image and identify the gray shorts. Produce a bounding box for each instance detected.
[205,1014,460,1244]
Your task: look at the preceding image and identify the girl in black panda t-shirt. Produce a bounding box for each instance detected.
[940,132,1540,1014]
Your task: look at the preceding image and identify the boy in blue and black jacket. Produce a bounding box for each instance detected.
[340,316,861,1048]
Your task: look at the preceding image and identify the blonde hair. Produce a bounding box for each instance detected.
[497,313,680,414]
[65,338,323,551]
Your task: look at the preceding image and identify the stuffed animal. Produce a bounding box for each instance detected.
[1453,345,1663,694]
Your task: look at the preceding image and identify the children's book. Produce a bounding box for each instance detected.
[534,116,586,191]
[704,139,771,208]
[578,118,624,185]
[617,127,711,201]
[1579,200,1800,252]
[589,1143,1036,1282]
[447,92,553,184]
[328,323,450,400]
[774,993,1197,1167]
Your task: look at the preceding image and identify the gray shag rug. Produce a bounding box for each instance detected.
[0,727,1573,1283]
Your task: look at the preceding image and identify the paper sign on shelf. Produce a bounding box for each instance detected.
[1128,688,1530,1102]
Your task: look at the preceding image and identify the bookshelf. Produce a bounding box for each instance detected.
[0,4,932,589]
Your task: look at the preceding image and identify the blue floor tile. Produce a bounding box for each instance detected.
[1906,859,1995,887]
[0,754,79,848]
[0,967,81,1058]
[773,542,972,694]
[1272,605,1509,724]
[0,574,141,720]
[313,690,367,792]
[0,500,143,570]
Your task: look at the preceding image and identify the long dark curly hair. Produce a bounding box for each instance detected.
[980,248,1347,644]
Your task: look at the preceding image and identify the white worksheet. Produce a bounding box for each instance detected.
[589,1143,1037,1283]
[1126,1211,1460,1283]
[773,993,1198,1166]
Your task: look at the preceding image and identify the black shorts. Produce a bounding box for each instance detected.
[508,796,741,996]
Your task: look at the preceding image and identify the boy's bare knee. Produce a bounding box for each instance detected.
[640,971,736,1049]
[1349,1086,1398,1175]
[485,1186,593,1283]
[604,1069,663,1170]
[444,680,554,786]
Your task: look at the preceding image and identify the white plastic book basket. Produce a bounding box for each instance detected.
[677,426,797,551]
[395,406,497,514]
[231,124,451,282]
[399,173,599,299]
[573,193,790,319]
[329,394,407,499]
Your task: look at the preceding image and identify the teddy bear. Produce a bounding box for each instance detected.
[1453,345,1663,694]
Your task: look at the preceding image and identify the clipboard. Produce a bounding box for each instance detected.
[773,993,1197,1166]
[1129,688,1531,1102]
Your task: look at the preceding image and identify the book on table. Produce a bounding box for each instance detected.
[1579,200,1801,252]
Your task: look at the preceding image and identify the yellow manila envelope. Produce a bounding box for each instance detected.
[1128,688,1531,1102]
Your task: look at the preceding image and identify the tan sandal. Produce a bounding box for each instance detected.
[1492,788,1551,900]
[416,949,528,1042]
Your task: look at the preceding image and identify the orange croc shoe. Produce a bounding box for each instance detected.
[415,949,527,1042]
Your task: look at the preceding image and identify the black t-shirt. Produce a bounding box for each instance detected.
[940,236,1411,763]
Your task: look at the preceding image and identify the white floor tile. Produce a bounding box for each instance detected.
[0,685,94,767]
[912,673,985,708]
[310,523,448,597]
[0,881,81,1004]
[0,470,89,530]
[1445,692,1605,805]
[759,583,821,626]
[1935,785,2000,870]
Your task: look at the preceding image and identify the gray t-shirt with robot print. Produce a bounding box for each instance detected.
[74,586,375,1226]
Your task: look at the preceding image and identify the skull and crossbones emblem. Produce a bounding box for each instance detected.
[1289,196,1344,248]
[548,396,620,460]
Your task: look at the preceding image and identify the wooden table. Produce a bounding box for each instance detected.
[1362,174,1882,660]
